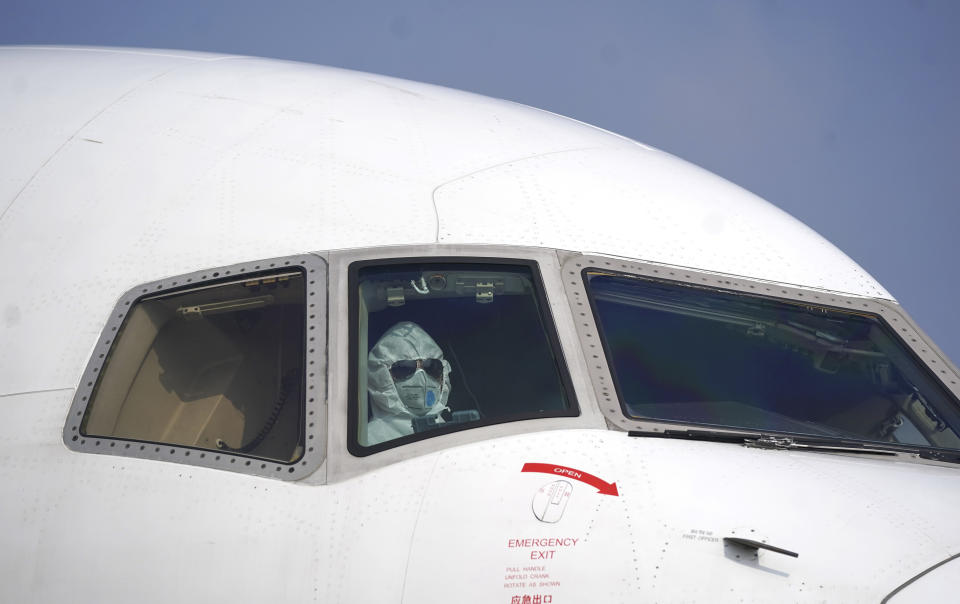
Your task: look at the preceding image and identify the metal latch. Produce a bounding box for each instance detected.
[476,281,494,303]
[176,295,274,320]
[386,286,405,307]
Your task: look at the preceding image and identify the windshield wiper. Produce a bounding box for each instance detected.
[742,434,900,456]
[627,429,960,464]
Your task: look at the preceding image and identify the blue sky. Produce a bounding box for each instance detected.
[2,0,958,361]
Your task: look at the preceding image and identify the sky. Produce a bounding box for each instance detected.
[1,0,958,362]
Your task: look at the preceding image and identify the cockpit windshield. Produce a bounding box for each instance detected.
[349,260,576,454]
[585,270,960,451]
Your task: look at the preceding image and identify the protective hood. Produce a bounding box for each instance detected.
[368,321,452,421]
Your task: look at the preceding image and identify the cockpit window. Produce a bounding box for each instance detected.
[349,260,577,454]
[75,261,314,478]
[585,270,960,450]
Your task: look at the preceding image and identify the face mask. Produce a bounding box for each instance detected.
[395,369,442,415]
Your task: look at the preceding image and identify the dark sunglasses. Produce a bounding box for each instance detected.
[390,358,444,382]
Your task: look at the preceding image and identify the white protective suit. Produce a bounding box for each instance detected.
[365,321,452,445]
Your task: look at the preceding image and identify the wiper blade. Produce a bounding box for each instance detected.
[742,434,897,456]
[628,428,756,445]
[627,429,960,464]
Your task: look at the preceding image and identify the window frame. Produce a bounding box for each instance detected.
[62,253,327,481]
[346,256,580,457]
[564,254,960,439]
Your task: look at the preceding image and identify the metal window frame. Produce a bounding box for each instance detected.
[346,255,580,458]
[62,253,328,481]
[561,253,960,435]
[323,245,606,484]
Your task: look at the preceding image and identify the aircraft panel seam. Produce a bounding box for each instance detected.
[0,387,73,399]
[429,146,604,242]
[399,453,442,604]
[0,55,243,225]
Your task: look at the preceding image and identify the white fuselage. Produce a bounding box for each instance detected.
[1,46,958,603]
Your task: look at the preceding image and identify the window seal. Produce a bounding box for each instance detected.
[62,253,327,481]
[347,256,579,457]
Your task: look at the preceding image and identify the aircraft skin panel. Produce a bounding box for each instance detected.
[433,145,885,299]
[885,555,960,602]
[0,47,203,217]
[0,51,627,396]
[0,391,433,603]
[0,47,956,603]
[2,389,960,602]
[402,430,960,602]
[0,49,887,396]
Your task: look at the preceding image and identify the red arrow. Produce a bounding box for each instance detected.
[521,462,619,496]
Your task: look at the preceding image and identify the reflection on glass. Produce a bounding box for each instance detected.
[82,270,306,463]
[586,271,960,450]
[354,263,574,448]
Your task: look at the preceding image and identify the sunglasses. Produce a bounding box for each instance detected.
[390,358,444,382]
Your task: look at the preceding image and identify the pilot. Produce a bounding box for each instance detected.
[366,321,452,445]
